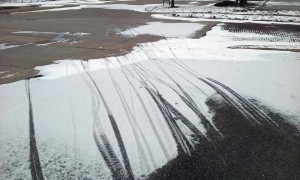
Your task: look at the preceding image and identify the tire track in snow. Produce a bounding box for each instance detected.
[134,63,219,136]
[206,77,276,125]
[73,63,128,179]
[150,62,225,137]
[124,32,219,135]
[147,88,192,155]
[125,26,272,129]
[127,26,268,126]
[160,94,227,165]
[162,55,267,125]
[124,59,176,157]
[166,59,262,124]
[137,38,273,128]
[105,60,152,174]
[130,65,178,157]
[161,97,205,138]
[25,79,45,180]
[80,62,134,180]
[118,59,168,166]
[131,23,255,126]
[66,64,80,177]
[198,77,259,124]
[132,66,191,155]
[158,64,224,135]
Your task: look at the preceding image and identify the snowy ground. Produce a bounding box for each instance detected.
[147,3,300,23]
[1,0,300,179]
[264,0,300,11]
[0,0,110,7]
[1,0,299,24]
[0,31,89,52]
[1,20,299,179]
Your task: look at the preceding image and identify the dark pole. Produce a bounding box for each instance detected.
[239,0,247,6]
[170,0,175,7]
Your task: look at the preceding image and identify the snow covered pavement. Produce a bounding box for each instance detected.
[1,21,299,179]
[1,0,300,178]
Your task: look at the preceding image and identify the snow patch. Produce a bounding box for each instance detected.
[152,13,300,25]
[120,22,205,38]
[1,22,300,179]
[0,43,21,50]
[148,4,300,23]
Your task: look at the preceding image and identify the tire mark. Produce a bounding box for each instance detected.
[130,65,177,157]
[158,56,262,125]
[118,59,169,164]
[199,78,260,124]
[118,60,159,168]
[25,79,45,180]
[126,26,267,127]
[131,66,191,155]
[144,61,223,137]
[161,97,205,138]
[147,88,192,155]
[141,39,268,127]
[127,27,262,126]
[66,64,80,176]
[128,40,218,134]
[73,63,128,179]
[134,63,220,136]
[148,80,227,166]
[80,62,134,180]
[105,60,152,174]
[206,77,276,125]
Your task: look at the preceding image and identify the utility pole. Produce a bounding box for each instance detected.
[239,0,247,6]
[170,0,175,7]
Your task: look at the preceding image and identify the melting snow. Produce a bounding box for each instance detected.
[0,43,22,50]
[0,0,109,8]
[13,31,88,35]
[1,22,299,179]
[147,4,300,23]
[120,22,205,38]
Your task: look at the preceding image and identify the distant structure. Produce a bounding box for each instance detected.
[163,0,170,6]
[170,0,175,7]
[163,0,175,7]
[236,0,248,6]
[164,0,247,7]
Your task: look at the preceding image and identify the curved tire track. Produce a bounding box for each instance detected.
[106,61,152,173]
[75,64,128,179]
[80,62,134,179]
